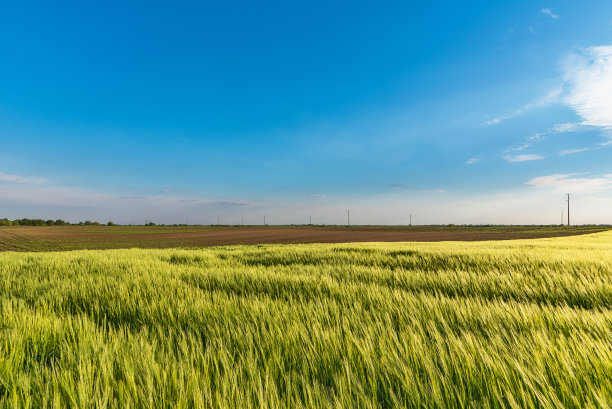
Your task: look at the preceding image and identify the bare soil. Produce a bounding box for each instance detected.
[0,225,608,252]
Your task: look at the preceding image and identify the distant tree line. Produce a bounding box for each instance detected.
[0,218,115,226]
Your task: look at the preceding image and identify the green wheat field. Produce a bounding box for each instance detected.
[1,231,611,408]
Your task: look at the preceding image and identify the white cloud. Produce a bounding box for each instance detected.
[506,125,581,154]
[308,193,326,198]
[527,132,544,142]
[466,158,479,165]
[498,46,612,157]
[506,132,546,152]
[559,148,589,156]
[482,88,562,126]
[483,109,523,126]
[541,8,559,19]
[526,173,612,194]
[504,154,544,163]
[0,172,45,184]
[529,87,564,108]
[506,143,531,152]
[552,123,588,133]
[563,46,612,130]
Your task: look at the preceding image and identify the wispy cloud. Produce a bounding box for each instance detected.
[465,158,479,165]
[205,200,253,207]
[506,143,531,152]
[499,46,612,157]
[526,173,612,193]
[120,195,146,200]
[504,154,544,163]
[176,198,254,207]
[157,188,187,194]
[507,132,546,152]
[483,109,524,126]
[308,193,327,198]
[552,123,589,133]
[563,45,612,133]
[388,184,409,190]
[0,172,45,184]
[541,8,559,19]
[0,182,254,212]
[482,88,562,126]
[559,147,589,156]
[527,132,545,142]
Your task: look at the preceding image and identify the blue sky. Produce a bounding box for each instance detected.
[1,0,611,224]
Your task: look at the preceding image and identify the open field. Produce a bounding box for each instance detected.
[0,231,611,407]
[0,225,608,252]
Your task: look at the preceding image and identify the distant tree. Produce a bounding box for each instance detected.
[16,218,46,226]
[107,221,115,226]
[92,222,101,226]
[146,222,156,226]
[55,219,67,226]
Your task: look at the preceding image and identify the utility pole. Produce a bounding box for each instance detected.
[347,209,350,227]
[309,215,312,225]
[242,217,244,226]
[217,216,220,226]
[561,210,564,226]
[409,213,412,226]
[566,194,570,226]
[264,215,266,226]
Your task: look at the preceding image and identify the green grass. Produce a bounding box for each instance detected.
[0,232,611,407]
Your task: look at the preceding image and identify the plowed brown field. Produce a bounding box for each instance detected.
[0,225,608,252]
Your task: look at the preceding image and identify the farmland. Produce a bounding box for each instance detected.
[0,229,611,407]
[0,224,608,252]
